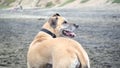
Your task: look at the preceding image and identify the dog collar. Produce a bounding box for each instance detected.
[41,29,56,38]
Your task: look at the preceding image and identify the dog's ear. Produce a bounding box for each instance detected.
[48,17,58,28]
[52,13,60,17]
[48,13,60,28]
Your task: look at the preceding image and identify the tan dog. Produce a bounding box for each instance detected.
[27,13,90,68]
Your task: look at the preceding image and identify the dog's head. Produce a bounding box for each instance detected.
[43,13,79,38]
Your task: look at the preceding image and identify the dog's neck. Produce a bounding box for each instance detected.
[42,22,58,37]
[41,28,56,38]
[33,22,57,43]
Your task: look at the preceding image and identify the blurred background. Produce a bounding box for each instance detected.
[0,0,120,9]
[0,0,120,68]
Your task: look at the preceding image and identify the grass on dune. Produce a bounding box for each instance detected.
[112,0,120,3]
[6,0,15,3]
[0,0,15,8]
[46,1,55,8]
[0,4,9,8]
[80,0,89,3]
[59,0,75,7]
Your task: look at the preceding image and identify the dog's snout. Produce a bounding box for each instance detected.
[73,24,79,28]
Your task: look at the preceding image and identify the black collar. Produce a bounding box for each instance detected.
[41,28,56,38]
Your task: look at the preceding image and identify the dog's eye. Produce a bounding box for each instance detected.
[63,21,67,24]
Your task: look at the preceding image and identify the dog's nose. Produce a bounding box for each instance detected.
[73,24,79,28]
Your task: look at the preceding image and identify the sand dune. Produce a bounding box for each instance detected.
[9,0,120,9]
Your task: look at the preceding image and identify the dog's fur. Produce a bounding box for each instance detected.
[27,13,90,68]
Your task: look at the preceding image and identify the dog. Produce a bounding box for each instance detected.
[27,13,90,68]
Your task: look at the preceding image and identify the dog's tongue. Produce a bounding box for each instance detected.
[63,30,76,38]
[67,32,76,38]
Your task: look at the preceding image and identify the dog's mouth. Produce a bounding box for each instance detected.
[62,30,76,38]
